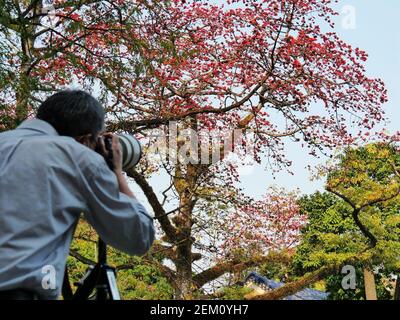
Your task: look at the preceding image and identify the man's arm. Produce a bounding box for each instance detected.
[115,171,136,199]
[81,137,155,256]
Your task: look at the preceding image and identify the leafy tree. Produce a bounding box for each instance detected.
[258,250,294,283]
[294,192,396,299]
[288,143,400,300]
[293,191,359,273]
[325,264,392,300]
[217,285,253,300]
[326,143,400,268]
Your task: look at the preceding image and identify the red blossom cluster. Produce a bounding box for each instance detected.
[219,188,307,258]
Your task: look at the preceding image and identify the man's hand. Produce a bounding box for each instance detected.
[98,133,135,199]
[97,133,123,173]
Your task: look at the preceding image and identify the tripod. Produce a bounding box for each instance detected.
[62,239,121,300]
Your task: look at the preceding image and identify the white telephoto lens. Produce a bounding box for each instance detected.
[118,134,142,171]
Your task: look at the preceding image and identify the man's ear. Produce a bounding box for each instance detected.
[75,135,96,149]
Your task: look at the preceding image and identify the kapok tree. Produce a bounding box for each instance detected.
[121,0,387,298]
[0,1,389,299]
[220,188,306,262]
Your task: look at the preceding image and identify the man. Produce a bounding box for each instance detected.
[0,90,155,300]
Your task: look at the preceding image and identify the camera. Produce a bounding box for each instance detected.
[98,134,142,171]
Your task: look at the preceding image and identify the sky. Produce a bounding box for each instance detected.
[131,0,400,208]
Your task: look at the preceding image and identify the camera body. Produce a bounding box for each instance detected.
[99,134,142,171]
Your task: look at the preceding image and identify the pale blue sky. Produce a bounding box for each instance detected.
[132,1,400,207]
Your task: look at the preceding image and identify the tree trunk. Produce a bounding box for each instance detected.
[172,116,200,299]
[173,176,195,299]
[363,268,377,300]
[175,254,193,299]
[393,275,400,300]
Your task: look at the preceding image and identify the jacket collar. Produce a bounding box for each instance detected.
[17,119,59,136]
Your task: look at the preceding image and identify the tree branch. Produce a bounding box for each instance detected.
[193,253,290,289]
[128,169,178,242]
[248,264,341,300]
[326,185,399,248]
[69,249,95,265]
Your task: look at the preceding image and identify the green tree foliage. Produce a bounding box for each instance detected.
[293,191,360,272]
[217,285,253,300]
[294,192,395,299]
[258,250,294,283]
[293,143,400,299]
[325,264,392,300]
[326,143,400,268]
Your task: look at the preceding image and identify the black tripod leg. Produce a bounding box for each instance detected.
[73,264,101,300]
[62,267,74,300]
